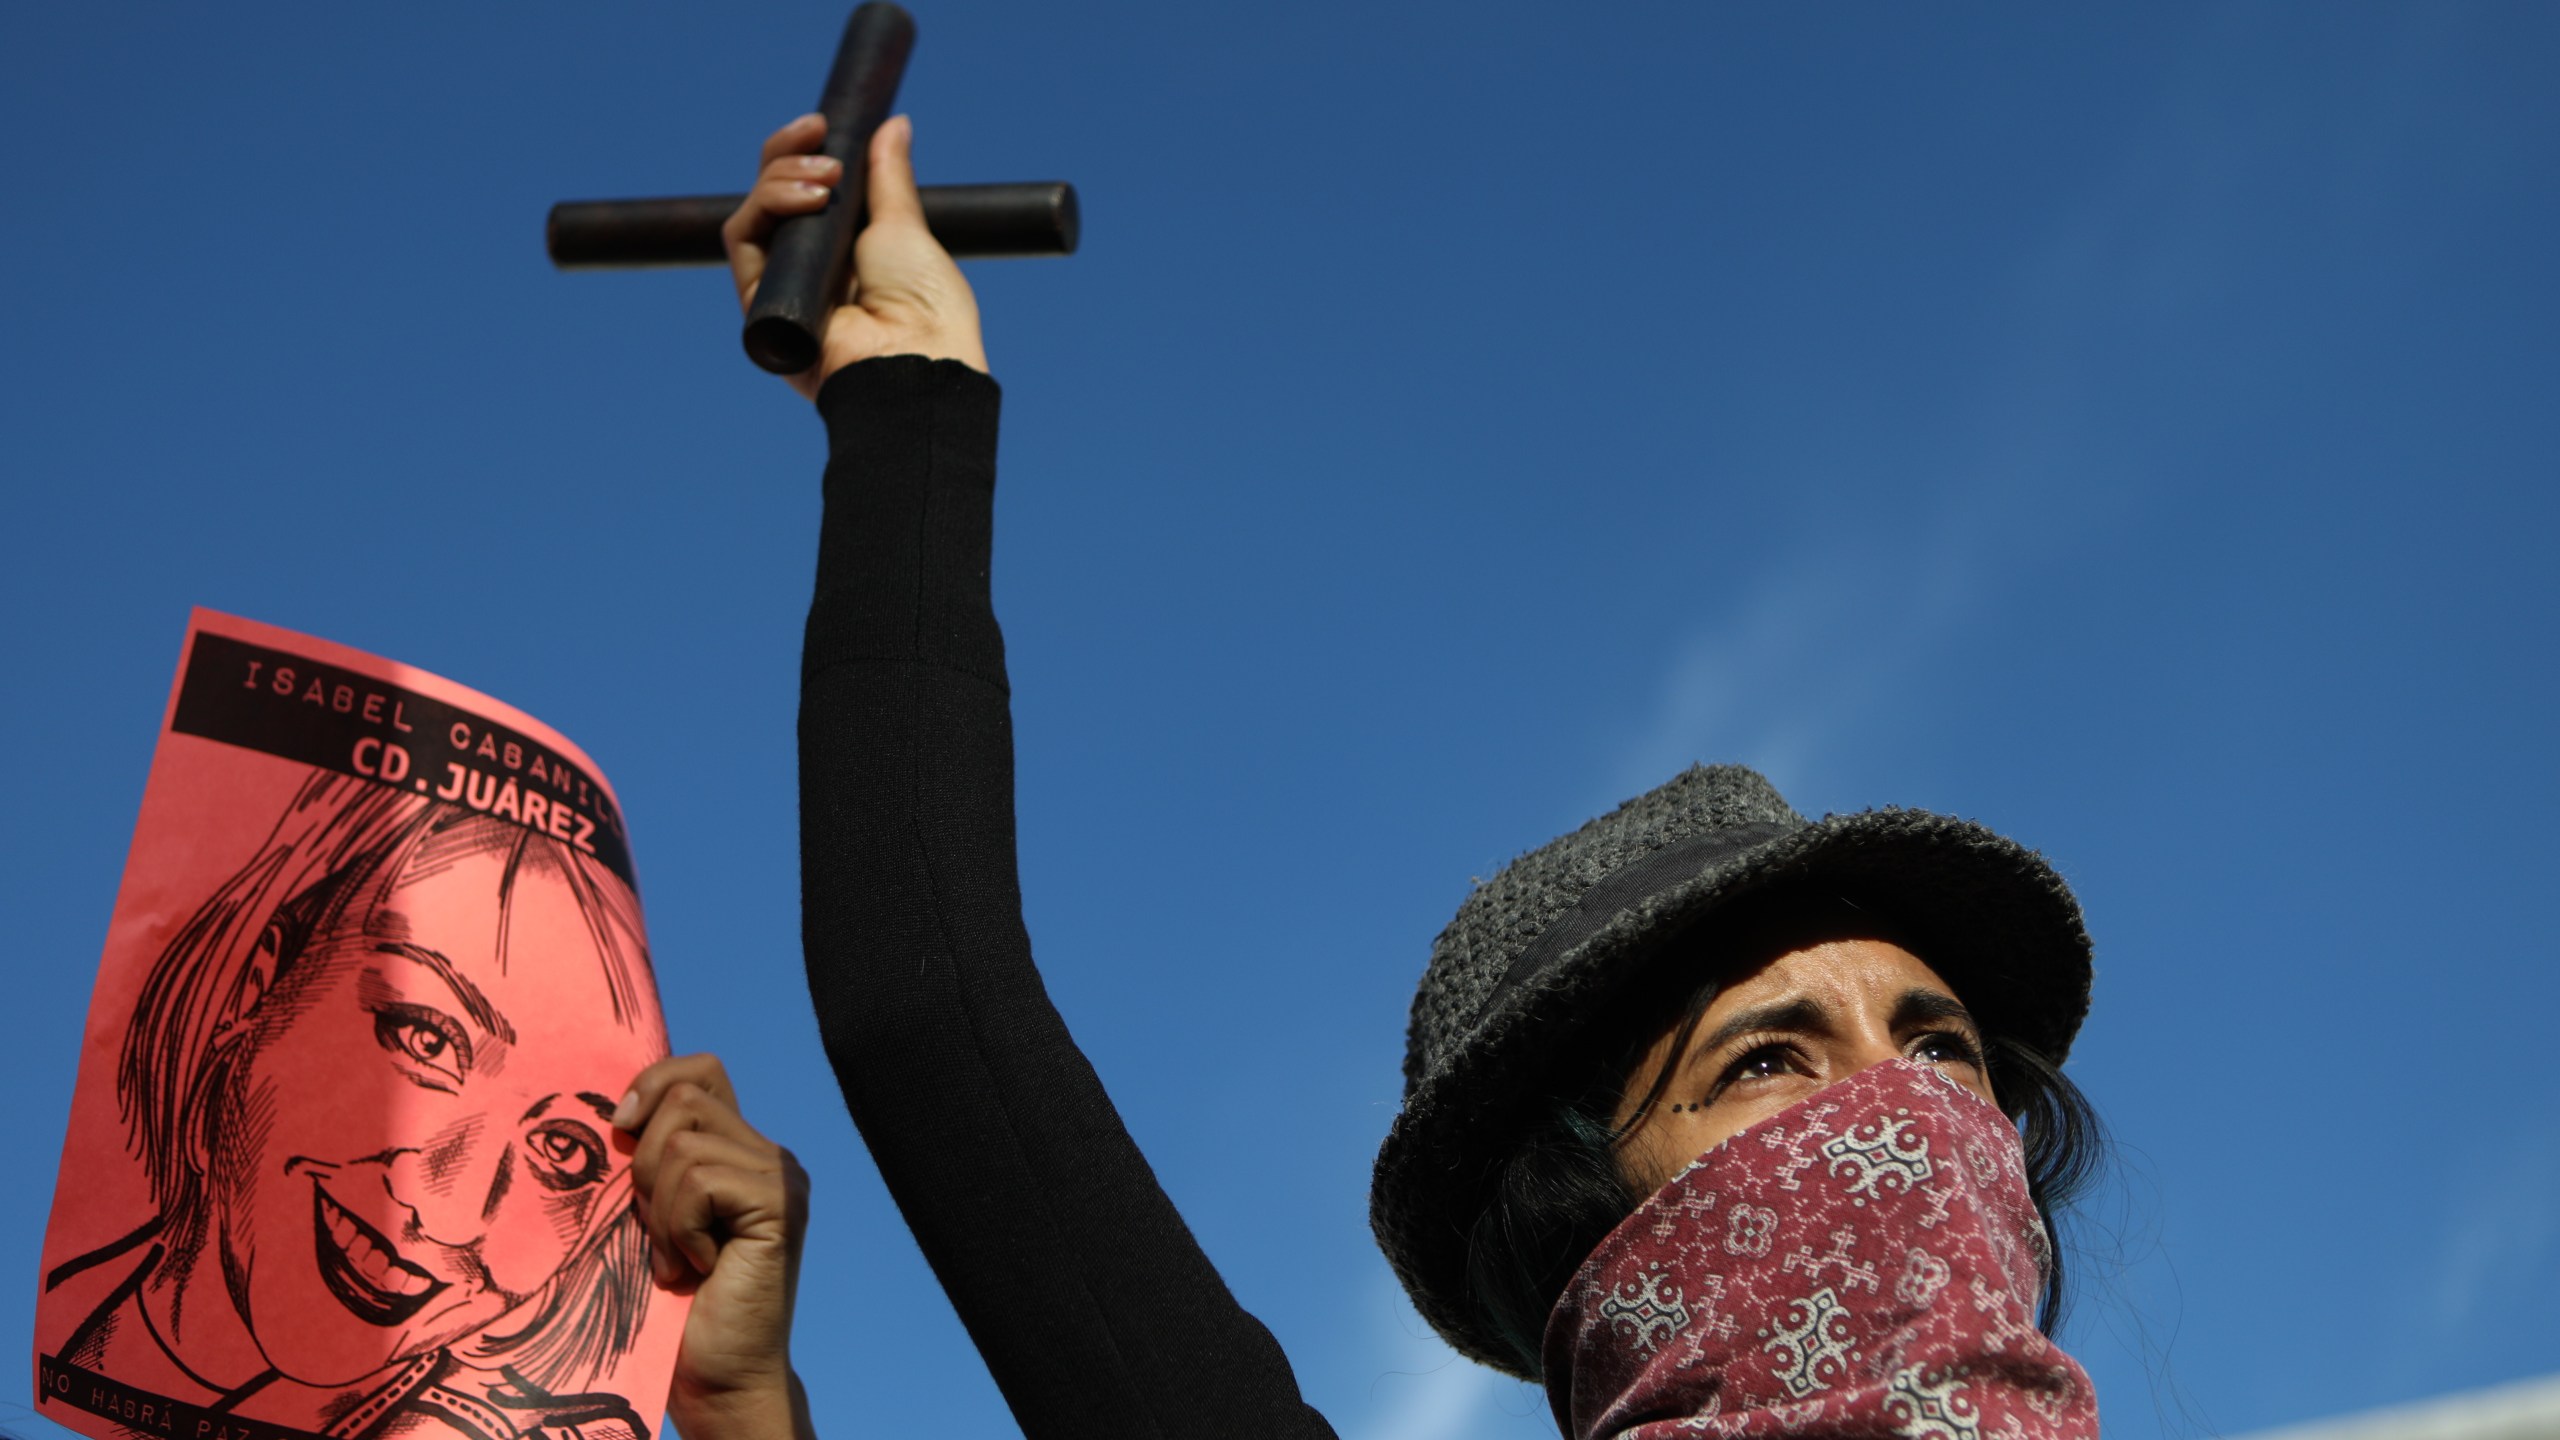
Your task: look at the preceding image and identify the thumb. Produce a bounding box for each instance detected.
[847,113,954,298]
[865,114,927,234]
[827,112,987,375]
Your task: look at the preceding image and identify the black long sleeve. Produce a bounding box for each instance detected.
[796,356,1338,1440]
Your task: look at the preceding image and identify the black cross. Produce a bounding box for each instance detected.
[546,3,1079,374]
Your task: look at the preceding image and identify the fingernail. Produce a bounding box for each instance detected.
[611,1090,640,1130]
[792,181,830,198]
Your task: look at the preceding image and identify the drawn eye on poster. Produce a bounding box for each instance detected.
[33,610,684,1440]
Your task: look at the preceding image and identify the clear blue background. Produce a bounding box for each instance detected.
[4,4,2554,1437]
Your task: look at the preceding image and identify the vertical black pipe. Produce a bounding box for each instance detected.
[741,3,917,375]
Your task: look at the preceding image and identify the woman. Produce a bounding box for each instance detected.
[734,114,2099,1438]
[1370,779,2102,1435]
[42,772,810,1440]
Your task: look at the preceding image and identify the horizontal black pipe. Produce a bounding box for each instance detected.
[547,182,1080,269]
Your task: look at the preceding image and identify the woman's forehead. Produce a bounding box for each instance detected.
[364,846,628,1018]
[1703,937,1960,1013]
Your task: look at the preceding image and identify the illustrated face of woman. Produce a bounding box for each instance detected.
[1611,935,1996,1196]
[212,843,640,1387]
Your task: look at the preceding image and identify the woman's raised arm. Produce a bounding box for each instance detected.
[730,117,1337,1440]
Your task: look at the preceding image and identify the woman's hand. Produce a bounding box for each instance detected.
[724,112,988,399]
[615,1054,814,1440]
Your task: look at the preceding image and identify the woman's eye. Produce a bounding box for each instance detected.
[525,1120,608,1192]
[1716,1043,1797,1092]
[373,1007,466,1082]
[1911,1031,1983,1069]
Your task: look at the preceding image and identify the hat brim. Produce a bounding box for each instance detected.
[1369,805,2091,1377]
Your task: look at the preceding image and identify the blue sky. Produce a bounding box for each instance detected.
[4,4,2555,1438]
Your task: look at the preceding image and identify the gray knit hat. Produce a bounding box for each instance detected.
[1369,764,2092,1376]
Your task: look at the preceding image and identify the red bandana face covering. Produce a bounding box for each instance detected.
[1542,1059,2098,1439]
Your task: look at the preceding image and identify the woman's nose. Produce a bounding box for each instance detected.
[382,1115,500,1248]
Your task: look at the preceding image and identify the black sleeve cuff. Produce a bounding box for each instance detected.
[805,356,1007,687]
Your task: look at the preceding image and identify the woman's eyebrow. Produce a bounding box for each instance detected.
[1691,997,1829,1063]
[523,1092,621,1123]
[1890,988,1979,1035]
[373,941,517,1045]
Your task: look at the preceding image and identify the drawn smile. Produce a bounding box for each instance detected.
[312,1182,447,1326]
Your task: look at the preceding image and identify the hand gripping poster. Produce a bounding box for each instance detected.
[34,611,684,1440]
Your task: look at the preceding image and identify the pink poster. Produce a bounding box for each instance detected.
[34,610,684,1440]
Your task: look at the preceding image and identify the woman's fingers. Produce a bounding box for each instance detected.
[759,111,826,168]
[646,1128,804,1282]
[628,1087,775,1204]
[621,1069,759,1206]
[616,1052,739,1131]
[725,111,988,391]
[733,167,839,301]
[615,1054,803,1287]
[723,115,836,309]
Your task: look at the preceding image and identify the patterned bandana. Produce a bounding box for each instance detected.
[1542,1060,2098,1439]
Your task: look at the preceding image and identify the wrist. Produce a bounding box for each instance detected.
[668,1369,810,1440]
[822,333,988,384]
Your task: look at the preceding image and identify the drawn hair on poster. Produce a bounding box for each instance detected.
[110,769,661,1398]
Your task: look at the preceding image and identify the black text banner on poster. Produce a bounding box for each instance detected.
[39,1354,334,1440]
[167,631,637,890]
